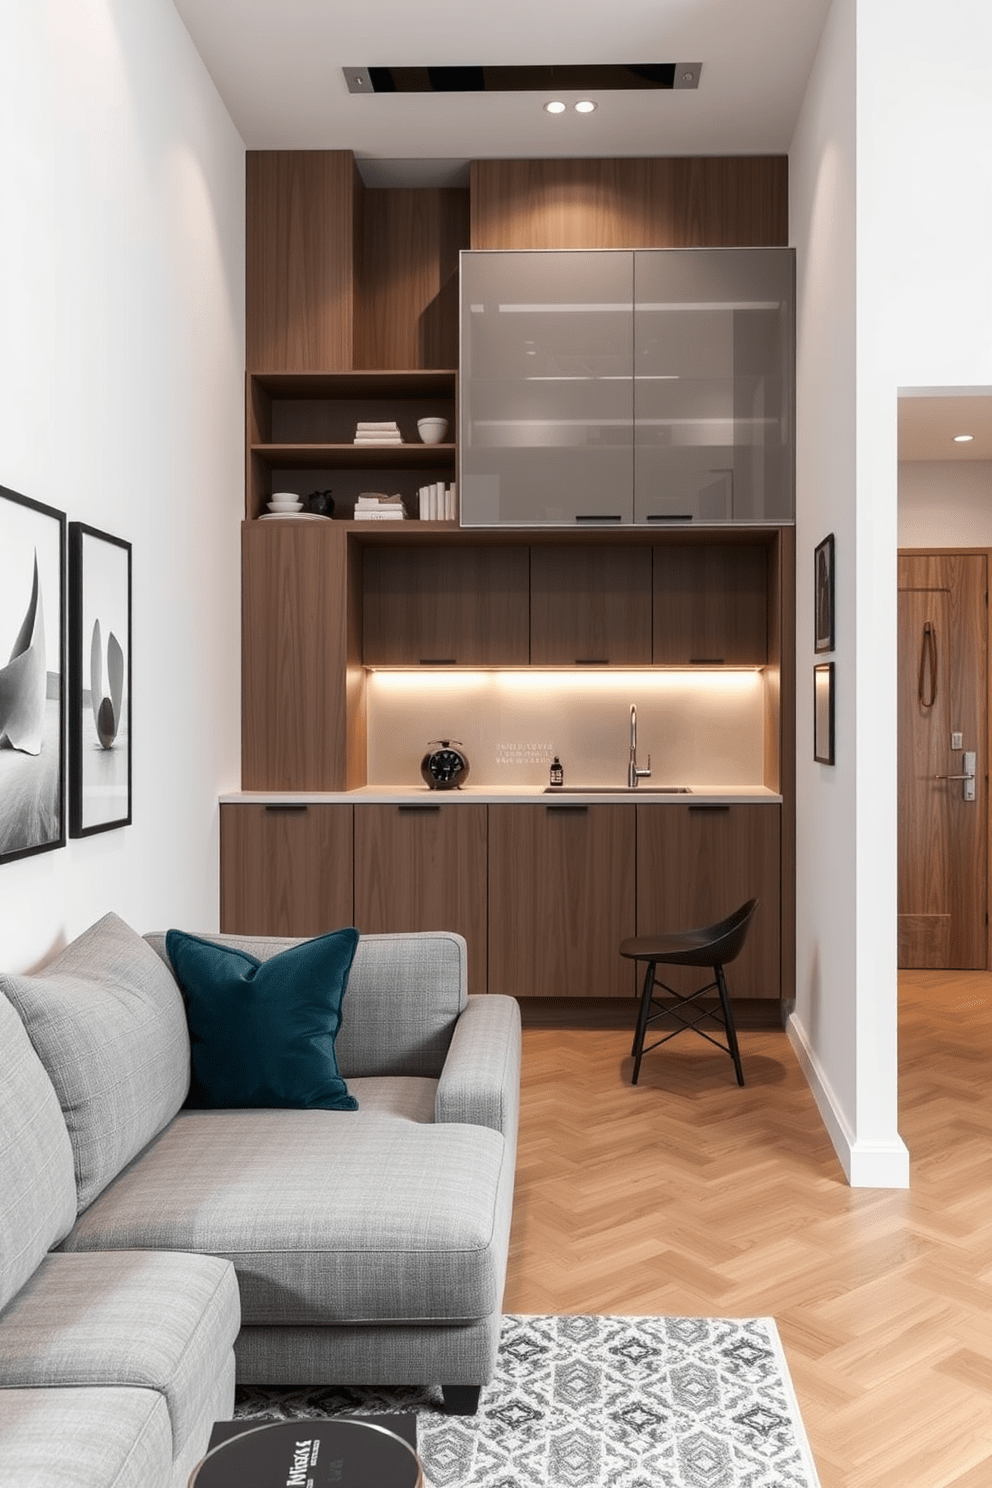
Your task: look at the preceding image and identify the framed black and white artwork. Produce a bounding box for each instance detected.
[0,484,66,864]
[814,662,835,765]
[814,533,835,653]
[69,524,132,837]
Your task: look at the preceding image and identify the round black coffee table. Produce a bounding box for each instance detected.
[189,1418,423,1488]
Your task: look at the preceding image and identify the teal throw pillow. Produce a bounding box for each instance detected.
[165,927,360,1111]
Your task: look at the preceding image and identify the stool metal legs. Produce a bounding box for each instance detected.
[630,959,745,1086]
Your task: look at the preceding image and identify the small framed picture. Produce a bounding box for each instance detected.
[814,533,835,653]
[69,524,132,836]
[0,485,66,864]
[814,663,835,765]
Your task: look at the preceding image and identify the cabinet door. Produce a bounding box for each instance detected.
[354,804,488,993]
[636,804,780,999]
[633,248,794,523]
[530,545,652,665]
[363,545,529,665]
[220,804,354,937]
[653,544,768,664]
[488,805,636,998]
[460,250,634,526]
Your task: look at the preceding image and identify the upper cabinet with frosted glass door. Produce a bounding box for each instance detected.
[459,250,634,526]
[633,249,794,524]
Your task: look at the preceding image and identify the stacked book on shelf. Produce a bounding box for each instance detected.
[353,421,403,445]
[417,482,457,521]
[353,493,407,521]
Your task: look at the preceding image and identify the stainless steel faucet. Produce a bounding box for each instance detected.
[627,704,652,787]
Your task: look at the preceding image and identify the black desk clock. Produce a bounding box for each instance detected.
[421,740,470,790]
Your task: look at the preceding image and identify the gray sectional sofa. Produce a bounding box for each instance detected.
[0,913,521,1488]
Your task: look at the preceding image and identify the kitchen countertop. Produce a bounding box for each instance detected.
[220,785,782,805]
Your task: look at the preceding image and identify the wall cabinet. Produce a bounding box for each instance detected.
[652,544,768,665]
[353,803,488,993]
[530,545,653,666]
[460,248,794,527]
[636,803,781,1000]
[363,545,530,666]
[220,803,354,938]
[488,804,637,999]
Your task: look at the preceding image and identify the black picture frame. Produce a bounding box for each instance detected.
[814,663,835,765]
[69,523,132,837]
[0,484,66,864]
[814,533,835,653]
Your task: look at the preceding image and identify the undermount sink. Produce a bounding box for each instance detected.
[543,785,692,794]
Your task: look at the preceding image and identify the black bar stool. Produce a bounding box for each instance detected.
[619,899,758,1087]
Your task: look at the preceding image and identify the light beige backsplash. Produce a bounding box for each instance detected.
[366,670,766,789]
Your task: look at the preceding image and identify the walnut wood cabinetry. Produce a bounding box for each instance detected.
[353,804,488,992]
[363,545,530,666]
[653,544,768,665]
[488,804,637,999]
[530,546,652,666]
[636,803,781,1000]
[220,803,354,937]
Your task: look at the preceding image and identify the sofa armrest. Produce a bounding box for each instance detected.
[435,995,521,1145]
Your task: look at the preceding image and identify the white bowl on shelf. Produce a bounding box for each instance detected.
[267,498,303,513]
[417,417,448,445]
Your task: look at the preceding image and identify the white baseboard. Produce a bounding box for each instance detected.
[787,1013,910,1189]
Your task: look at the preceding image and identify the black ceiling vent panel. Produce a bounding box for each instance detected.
[345,64,700,95]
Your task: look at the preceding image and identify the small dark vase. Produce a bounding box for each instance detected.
[307,488,335,517]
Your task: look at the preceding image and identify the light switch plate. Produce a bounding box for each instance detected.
[951,731,963,749]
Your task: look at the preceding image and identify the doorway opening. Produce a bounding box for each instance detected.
[897,388,992,973]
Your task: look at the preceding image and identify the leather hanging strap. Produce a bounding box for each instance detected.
[918,621,937,708]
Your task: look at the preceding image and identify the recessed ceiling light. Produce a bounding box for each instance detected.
[954,433,975,443]
[575,100,597,113]
[544,100,566,114]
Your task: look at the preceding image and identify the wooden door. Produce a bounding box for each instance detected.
[530,545,652,665]
[220,803,354,937]
[353,803,488,993]
[362,546,529,666]
[636,803,781,999]
[488,804,636,998]
[898,553,987,969]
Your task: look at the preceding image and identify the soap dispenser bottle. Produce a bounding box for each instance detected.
[550,756,564,787]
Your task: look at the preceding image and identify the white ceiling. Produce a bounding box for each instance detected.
[899,394,992,463]
[172,0,833,168]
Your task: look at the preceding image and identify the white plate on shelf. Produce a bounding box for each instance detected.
[258,512,330,521]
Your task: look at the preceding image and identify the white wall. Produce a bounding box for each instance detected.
[789,0,992,1186]
[0,0,244,972]
[899,462,992,547]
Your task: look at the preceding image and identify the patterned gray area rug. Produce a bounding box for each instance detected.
[235,1314,821,1488]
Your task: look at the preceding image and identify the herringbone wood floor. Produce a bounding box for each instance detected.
[503,973,992,1488]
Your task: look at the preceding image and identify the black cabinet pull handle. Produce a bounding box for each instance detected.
[398,804,441,812]
[689,657,725,665]
[265,803,307,812]
[420,658,457,665]
[575,514,622,522]
[546,804,589,813]
[688,804,731,813]
[575,658,609,665]
[646,513,693,522]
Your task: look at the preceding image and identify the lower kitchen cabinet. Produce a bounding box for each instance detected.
[488,804,637,998]
[636,803,780,1000]
[220,803,354,938]
[353,803,489,993]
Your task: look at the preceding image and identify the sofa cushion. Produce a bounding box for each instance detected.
[62,1109,512,1327]
[165,926,359,1110]
[0,912,190,1210]
[146,929,468,1079]
[0,1387,172,1488]
[0,992,77,1311]
[0,1251,239,1455]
